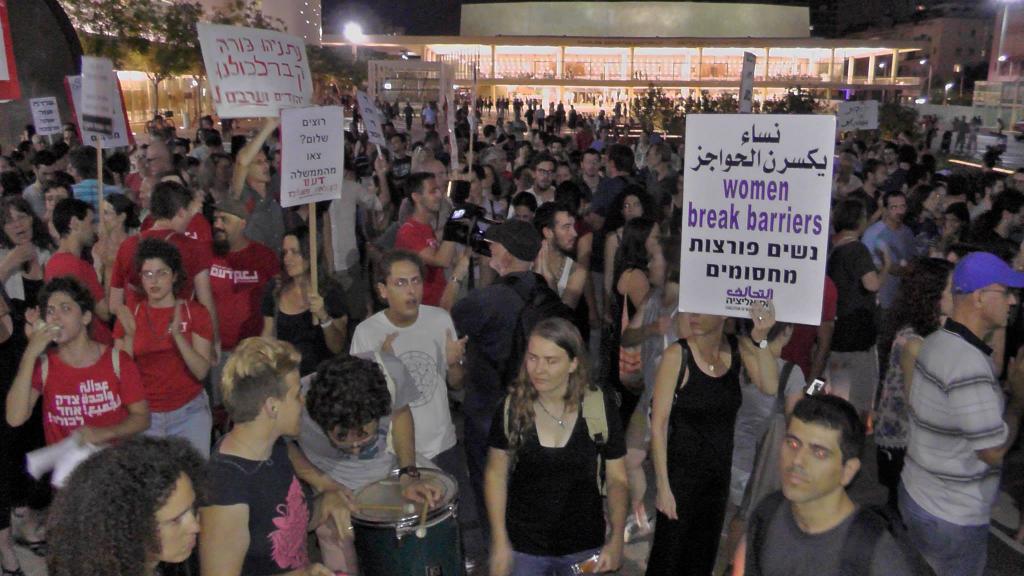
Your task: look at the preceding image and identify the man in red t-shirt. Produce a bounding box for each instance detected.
[395,172,458,307]
[109,180,219,348]
[781,276,838,384]
[46,198,114,345]
[208,198,278,402]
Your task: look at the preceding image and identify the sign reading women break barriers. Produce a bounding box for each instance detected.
[679,114,834,325]
[197,23,312,118]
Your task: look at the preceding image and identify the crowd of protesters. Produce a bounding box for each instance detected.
[0,94,1021,576]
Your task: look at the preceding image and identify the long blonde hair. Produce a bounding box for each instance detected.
[507,318,593,456]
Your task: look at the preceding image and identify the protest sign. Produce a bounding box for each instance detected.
[279,106,344,208]
[30,97,62,136]
[0,0,19,101]
[739,52,756,114]
[197,22,312,118]
[80,56,115,136]
[679,114,834,325]
[65,75,133,148]
[355,91,386,148]
[837,100,879,131]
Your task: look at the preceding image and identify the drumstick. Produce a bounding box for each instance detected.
[415,499,429,538]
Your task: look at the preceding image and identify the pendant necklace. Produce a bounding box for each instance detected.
[536,400,566,428]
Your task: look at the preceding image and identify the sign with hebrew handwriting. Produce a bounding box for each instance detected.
[30,97,62,136]
[197,23,312,118]
[679,114,834,325]
[837,100,879,131]
[81,56,115,136]
[280,106,344,208]
[355,91,386,148]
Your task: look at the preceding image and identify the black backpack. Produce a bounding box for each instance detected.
[498,272,578,387]
[746,491,935,576]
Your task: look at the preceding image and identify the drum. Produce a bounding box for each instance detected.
[351,468,463,576]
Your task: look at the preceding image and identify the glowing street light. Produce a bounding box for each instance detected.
[944,81,954,105]
[344,22,365,58]
[999,54,1009,62]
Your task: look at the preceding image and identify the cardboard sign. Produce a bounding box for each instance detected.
[30,97,62,136]
[198,22,312,118]
[355,91,386,148]
[279,106,344,208]
[0,1,19,101]
[837,100,879,131]
[679,114,835,325]
[739,52,756,114]
[65,75,133,148]
[80,56,116,136]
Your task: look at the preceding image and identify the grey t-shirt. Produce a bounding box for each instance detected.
[752,502,914,576]
[297,352,421,491]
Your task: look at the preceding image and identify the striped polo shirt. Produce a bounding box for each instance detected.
[902,319,1008,526]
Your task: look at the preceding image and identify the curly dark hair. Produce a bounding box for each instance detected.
[47,436,205,576]
[134,237,186,295]
[306,355,391,436]
[39,276,95,316]
[881,257,953,354]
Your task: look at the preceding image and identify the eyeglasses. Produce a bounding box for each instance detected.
[140,268,172,281]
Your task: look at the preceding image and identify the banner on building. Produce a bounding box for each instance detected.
[739,52,756,114]
[197,22,312,118]
[0,0,20,101]
[280,106,344,208]
[679,114,835,325]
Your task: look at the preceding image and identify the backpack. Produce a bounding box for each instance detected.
[498,272,578,387]
[502,385,610,495]
[746,491,936,576]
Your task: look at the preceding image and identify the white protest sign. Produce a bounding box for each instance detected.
[280,106,344,208]
[80,56,115,136]
[679,114,835,325]
[65,75,132,148]
[739,52,756,114]
[355,91,387,148]
[197,22,312,118]
[837,100,879,131]
[30,97,62,136]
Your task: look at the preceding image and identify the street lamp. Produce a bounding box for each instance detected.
[944,81,954,105]
[920,58,933,102]
[344,22,365,58]
[997,0,1020,77]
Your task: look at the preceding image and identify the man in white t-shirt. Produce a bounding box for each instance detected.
[351,249,487,564]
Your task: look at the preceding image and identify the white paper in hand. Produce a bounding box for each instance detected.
[26,434,102,488]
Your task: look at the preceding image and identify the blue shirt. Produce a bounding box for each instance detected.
[72,179,123,213]
[861,220,915,308]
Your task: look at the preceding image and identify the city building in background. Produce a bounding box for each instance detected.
[326,2,924,110]
[974,2,1024,127]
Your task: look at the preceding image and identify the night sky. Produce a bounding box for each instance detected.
[322,0,813,36]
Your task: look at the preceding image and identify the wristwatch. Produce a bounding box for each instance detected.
[398,465,421,480]
[750,334,769,349]
[319,317,333,328]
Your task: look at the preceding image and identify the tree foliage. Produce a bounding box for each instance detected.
[59,0,157,67]
[878,101,919,140]
[208,0,283,31]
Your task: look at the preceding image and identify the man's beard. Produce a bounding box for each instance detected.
[213,236,230,255]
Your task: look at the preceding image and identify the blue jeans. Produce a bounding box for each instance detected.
[898,483,989,576]
[146,390,212,459]
[511,547,601,576]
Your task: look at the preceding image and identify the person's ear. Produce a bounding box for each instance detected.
[376,281,389,301]
[568,357,579,374]
[840,457,861,487]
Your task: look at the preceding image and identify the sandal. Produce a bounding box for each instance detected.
[13,536,47,557]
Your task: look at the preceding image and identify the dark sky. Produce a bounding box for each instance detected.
[323,0,812,36]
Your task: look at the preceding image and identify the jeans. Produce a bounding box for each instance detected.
[511,547,601,576]
[146,390,212,459]
[898,483,989,576]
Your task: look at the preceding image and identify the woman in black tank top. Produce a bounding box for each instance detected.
[645,304,781,576]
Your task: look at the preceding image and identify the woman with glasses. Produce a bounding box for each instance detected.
[114,238,213,458]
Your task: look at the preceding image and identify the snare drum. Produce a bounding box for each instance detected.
[351,468,463,576]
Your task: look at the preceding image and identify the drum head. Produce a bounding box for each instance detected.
[352,468,457,525]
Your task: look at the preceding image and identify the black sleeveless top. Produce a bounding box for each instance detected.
[667,335,743,483]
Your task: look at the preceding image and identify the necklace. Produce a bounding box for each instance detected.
[696,338,724,374]
[536,399,567,428]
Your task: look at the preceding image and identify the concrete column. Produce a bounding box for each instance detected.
[890,49,898,82]
[847,57,855,84]
[868,55,876,84]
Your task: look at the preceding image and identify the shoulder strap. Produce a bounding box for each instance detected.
[111,347,121,380]
[747,490,787,576]
[373,351,396,455]
[582,386,609,496]
[840,508,886,576]
[672,340,691,404]
[40,353,48,389]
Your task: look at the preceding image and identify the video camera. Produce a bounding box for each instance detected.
[442,180,499,257]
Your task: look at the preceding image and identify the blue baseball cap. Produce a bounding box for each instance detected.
[952,252,1024,294]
